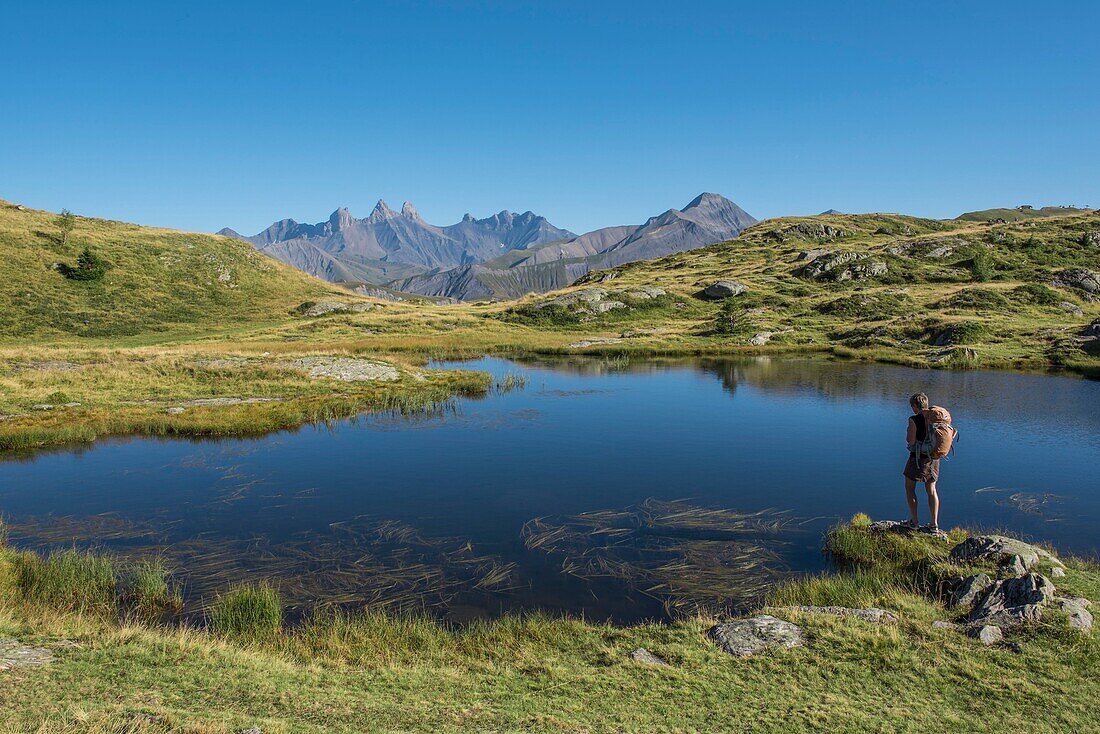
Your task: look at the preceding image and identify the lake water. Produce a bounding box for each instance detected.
[2,357,1098,623]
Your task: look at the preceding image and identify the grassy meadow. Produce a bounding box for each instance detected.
[0,519,1095,732]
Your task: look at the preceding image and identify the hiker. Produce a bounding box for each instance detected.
[904,392,940,530]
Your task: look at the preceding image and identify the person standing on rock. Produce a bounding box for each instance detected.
[904,392,940,530]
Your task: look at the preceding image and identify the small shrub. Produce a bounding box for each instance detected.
[43,390,74,404]
[14,548,118,615]
[59,247,109,282]
[933,321,988,345]
[711,300,756,337]
[209,582,282,638]
[970,251,994,282]
[55,209,76,245]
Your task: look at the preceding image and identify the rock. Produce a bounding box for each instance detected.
[1051,567,1066,578]
[869,519,949,541]
[1083,319,1100,338]
[949,535,1063,570]
[569,337,624,348]
[797,248,829,261]
[175,397,282,408]
[749,332,772,346]
[998,555,1028,579]
[928,346,979,364]
[0,639,54,671]
[593,300,626,313]
[948,573,992,610]
[1051,268,1100,300]
[165,407,186,415]
[628,648,670,666]
[707,615,805,657]
[1056,597,1094,632]
[353,286,403,302]
[1059,301,1084,317]
[926,245,954,259]
[932,620,961,631]
[289,357,400,382]
[797,251,887,281]
[626,287,666,300]
[702,280,747,299]
[777,606,898,624]
[237,729,263,734]
[968,573,1056,627]
[30,404,55,411]
[295,301,375,317]
[968,625,1003,645]
[770,222,847,241]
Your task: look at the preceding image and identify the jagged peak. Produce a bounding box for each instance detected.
[401,201,422,220]
[329,207,353,229]
[367,199,397,223]
[462,213,476,222]
[684,192,733,209]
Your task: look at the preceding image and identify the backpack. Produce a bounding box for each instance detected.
[917,405,958,459]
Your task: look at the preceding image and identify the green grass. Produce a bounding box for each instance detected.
[0,519,1096,732]
[208,582,283,639]
[12,548,118,616]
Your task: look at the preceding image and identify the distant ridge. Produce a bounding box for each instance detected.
[391,193,757,300]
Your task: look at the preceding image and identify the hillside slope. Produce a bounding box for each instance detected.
[0,200,347,339]
[498,210,1100,372]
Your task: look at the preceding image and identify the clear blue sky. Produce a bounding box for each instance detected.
[2,1,1097,235]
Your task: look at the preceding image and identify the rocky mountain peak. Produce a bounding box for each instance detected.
[329,207,353,229]
[401,201,423,220]
[367,199,398,223]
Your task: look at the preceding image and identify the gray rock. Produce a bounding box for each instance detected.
[797,251,886,281]
[968,573,1056,627]
[31,404,55,411]
[165,407,186,415]
[0,639,54,671]
[237,729,263,734]
[1083,319,1100,338]
[289,357,400,382]
[949,535,1063,570]
[949,573,993,610]
[593,300,626,313]
[777,606,898,624]
[932,620,961,631]
[968,625,1003,645]
[626,287,666,300]
[998,555,1028,579]
[1051,567,1066,578]
[702,280,747,299]
[1056,597,1093,632]
[797,248,829,261]
[296,300,348,317]
[749,332,773,346]
[568,337,625,348]
[1059,301,1085,317]
[628,647,670,666]
[869,519,949,541]
[708,615,805,657]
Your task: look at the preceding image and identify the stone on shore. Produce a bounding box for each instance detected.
[708,616,805,657]
[949,535,1063,570]
[968,573,1056,628]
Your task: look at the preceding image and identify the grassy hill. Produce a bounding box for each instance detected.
[490,210,1100,373]
[956,205,1093,222]
[0,200,348,340]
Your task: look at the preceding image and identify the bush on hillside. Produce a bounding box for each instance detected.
[58,247,109,282]
[970,251,994,282]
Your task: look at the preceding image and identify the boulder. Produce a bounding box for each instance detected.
[948,573,992,610]
[1059,301,1085,317]
[628,648,670,666]
[797,248,829,261]
[626,287,666,300]
[797,251,887,281]
[702,281,747,299]
[593,300,626,313]
[949,535,1064,570]
[777,606,897,624]
[749,332,773,346]
[998,555,1028,579]
[968,573,1056,627]
[707,615,805,657]
[1051,567,1066,578]
[968,625,1003,646]
[932,620,962,631]
[295,301,375,317]
[1083,319,1100,338]
[1056,597,1093,632]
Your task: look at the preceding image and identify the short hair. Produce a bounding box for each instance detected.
[909,392,929,410]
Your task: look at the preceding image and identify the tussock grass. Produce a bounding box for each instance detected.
[207,582,282,639]
[12,548,118,616]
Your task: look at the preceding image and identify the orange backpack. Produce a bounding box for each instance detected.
[919,406,958,459]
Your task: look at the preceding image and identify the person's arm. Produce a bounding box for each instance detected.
[906,416,917,447]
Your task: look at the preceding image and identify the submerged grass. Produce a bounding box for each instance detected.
[0,518,1097,732]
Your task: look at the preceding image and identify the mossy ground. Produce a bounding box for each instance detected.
[0,520,1095,732]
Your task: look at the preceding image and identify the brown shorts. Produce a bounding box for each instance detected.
[904,453,940,483]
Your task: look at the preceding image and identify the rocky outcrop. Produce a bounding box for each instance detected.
[1055,597,1093,632]
[948,573,993,610]
[948,535,1064,571]
[707,616,805,657]
[0,639,55,671]
[1083,319,1100,338]
[968,573,1056,627]
[1059,301,1084,317]
[289,357,400,382]
[797,251,887,282]
[1051,268,1100,300]
[767,222,847,241]
[295,301,378,317]
[701,280,746,299]
[534,287,666,317]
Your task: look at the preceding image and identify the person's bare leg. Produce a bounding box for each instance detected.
[905,478,919,526]
[925,481,940,528]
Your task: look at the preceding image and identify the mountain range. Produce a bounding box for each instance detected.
[221,193,756,300]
